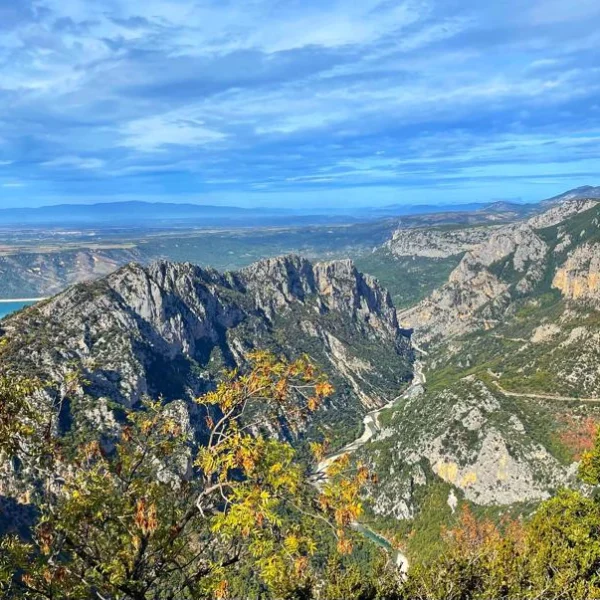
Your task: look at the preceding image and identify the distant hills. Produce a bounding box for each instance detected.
[541,185,600,206]
[0,185,597,228]
[0,201,291,228]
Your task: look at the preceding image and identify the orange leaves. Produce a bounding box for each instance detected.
[76,440,103,464]
[559,416,598,460]
[304,380,334,413]
[234,444,259,475]
[445,505,503,553]
[274,377,289,401]
[36,523,54,556]
[134,498,158,535]
[214,580,230,599]
[294,555,309,577]
[336,534,354,555]
[307,396,319,412]
[315,381,335,399]
[121,425,133,442]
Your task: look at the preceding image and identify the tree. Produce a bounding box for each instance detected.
[0,352,369,599]
[403,429,600,600]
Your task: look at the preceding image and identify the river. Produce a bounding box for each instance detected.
[314,346,427,576]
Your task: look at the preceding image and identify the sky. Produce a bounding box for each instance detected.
[0,0,599,209]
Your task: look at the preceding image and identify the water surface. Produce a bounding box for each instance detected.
[0,301,36,320]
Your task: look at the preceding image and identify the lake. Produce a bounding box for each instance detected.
[0,301,37,320]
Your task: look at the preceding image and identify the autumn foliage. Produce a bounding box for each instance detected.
[0,352,370,599]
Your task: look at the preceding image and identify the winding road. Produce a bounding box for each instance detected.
[314,345,428,576]
[493,381,600,403]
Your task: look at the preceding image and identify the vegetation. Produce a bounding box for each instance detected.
[355,252,461,310]
[0,353,398,599]
[403,435,600,599]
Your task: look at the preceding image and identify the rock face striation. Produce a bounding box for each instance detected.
[0,255,413,445]
[384,226,499,259]
[553,244,600,305]
[398,199,600,344]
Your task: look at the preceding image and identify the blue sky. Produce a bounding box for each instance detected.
[0,0,599,209]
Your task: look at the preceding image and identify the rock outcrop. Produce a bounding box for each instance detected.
[0,255,413,444]
[398,200,600,344]
[383,226,499,258]
[553,244,600,305]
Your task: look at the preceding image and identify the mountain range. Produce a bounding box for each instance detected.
[4,185,598,229]
[1,185,600,567]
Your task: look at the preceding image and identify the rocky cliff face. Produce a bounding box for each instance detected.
[553,244,600,305]
[0,248,141,298]
[0,256,412,446]
[398,200,600,344]
[363,376,576,521]
[384,226,499,259]
[357,198,600,526]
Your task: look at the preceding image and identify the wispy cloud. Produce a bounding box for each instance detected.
[42,156,106,170]
[0,0,598,207]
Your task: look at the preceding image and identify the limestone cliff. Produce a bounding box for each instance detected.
[383,226,499,258]
[553,244,600,304]
[0,255,412,446]
[398,200,600,344]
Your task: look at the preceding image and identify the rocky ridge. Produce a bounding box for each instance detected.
[0,255,413,447]
[384,225,499,258]
[398,199,600,344]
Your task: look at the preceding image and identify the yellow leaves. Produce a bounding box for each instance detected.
[161,418,181,437]
[309,441,327,462]
[214,580,230,599]
[284,534,300,553]
[315,381,335,398]
[140,419,154,435]
[195,447,217,475]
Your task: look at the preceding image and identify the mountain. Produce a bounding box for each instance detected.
[354,195,600,559]
[541,185,600,207]
[398,198,600,344]
[0,256,413,450]
[0,201,257,225]
[0,201,364,229]
[0,247,141,298]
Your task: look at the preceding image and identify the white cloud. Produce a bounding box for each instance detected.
[119,115,227,152]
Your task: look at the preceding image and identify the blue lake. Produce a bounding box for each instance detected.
[0,301,36,320]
